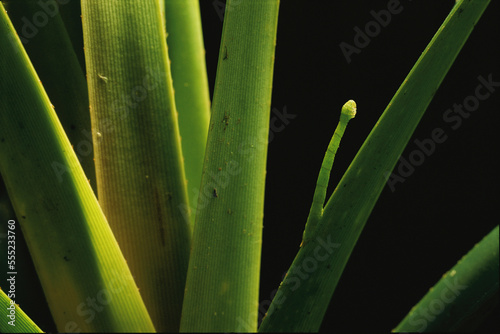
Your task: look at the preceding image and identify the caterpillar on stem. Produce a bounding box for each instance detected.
[302,100,357,243]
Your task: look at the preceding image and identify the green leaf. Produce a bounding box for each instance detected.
[0,289,43,333]
[0,3,155,332]
[3,0,95,190]
[180,0,280,332]
[162,0,211,225]
[259,0,491,332]
[57,0,86,74]
[394,225,499,332]
[81,0,191,331]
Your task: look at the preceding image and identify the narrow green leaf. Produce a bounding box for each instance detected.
[81,0,191,331]
[162,0,211,225]
[0,288,43,333]
[180,0,280,332]
[394,225,499,332]
[3,0,95,190]
[0,177,55,331]
[0,3,155,332]
[259,0,490,332]
[0,180,45,333]
[57,0,86,74]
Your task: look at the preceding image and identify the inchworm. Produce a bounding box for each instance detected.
[302,100,357,243]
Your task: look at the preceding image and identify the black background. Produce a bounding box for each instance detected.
[4,0,499,332]
[201,0,500,332]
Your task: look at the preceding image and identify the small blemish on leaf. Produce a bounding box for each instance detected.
[223,45,228,60]
[98,74,108,83]
[223,112,230,130]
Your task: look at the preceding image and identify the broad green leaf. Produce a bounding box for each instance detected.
[0,3,155,332]
[180,0,280,332]
[81,0,191,331]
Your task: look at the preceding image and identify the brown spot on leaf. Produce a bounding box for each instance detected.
[154,188,166,246]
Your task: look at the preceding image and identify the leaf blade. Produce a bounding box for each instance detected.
[394,225,499,332]
[81,0,192,331]
[162,0,211,225]
[180,0,280,332]
[0,4,155,332]
[0,289,43,333]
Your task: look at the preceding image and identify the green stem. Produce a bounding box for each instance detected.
[394,225,499,332]
[0,3,155,332]
[180,0,280,332]
[303,100,356,242]
[81,1,191,331]
[259,0,490,331]
[162,0,211,226]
